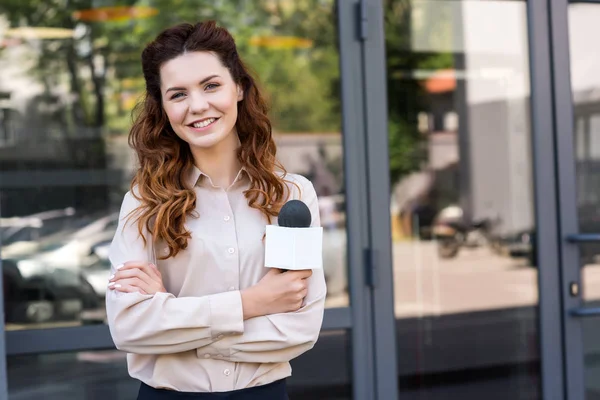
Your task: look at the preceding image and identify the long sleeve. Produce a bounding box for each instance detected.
[196,178,327,363]
[105,190,245,355]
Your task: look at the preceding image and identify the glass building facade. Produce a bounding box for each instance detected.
[0,0,597,399]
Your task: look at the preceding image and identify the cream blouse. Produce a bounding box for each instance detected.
[105,166,326,392]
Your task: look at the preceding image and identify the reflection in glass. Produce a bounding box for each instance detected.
[7,331,352,399]
[0,0,347,333]
[569,5,600,399]
[385,0,539,398]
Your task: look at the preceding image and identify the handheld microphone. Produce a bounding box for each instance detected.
[278,200,312,228]
[264,200,323,270]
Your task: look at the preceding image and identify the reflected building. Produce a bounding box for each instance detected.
[0,0,599,399]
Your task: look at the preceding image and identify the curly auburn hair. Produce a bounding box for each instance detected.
[128,21,290,259]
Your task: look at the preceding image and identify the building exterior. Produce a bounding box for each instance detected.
[0,0,597,399]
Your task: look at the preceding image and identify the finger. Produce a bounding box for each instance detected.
[266,268,283,276]
[133,263,163,287]
[291,269,312,278]
[109,282,147,295]
[293,281,305,292]
[288,269,312,279]
[110,268,154,288]
[146,263,162,280]
[143,265,166,292]
[300,269,313,278]
[114,261,148,272]
[300,280,308,291]
[109,278,152,294]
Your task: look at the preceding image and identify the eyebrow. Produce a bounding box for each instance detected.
[165,75,221,94]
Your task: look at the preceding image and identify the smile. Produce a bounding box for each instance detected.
[190,118,218,129]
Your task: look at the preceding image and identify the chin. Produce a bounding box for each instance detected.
[185,132,228,150]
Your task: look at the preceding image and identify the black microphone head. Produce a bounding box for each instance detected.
[278,200,312,228]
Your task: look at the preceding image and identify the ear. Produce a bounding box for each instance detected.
[236,85,244,102]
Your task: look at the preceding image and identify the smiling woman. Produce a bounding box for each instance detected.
[105,21,327,400]
[160,52,243,166]
[127,22,293,260]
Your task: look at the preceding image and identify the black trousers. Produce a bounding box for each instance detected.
[137,379,289,400]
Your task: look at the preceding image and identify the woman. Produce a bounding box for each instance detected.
[105,21,326,399]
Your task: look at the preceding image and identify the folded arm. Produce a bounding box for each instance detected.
[196,177,327,363]
[105,191,244,354]
[196,268,326,363]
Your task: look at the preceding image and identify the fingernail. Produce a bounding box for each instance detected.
[109,275,115,280]
[114,284,122,288]
[108,282,115,287]
[116,264,124,270]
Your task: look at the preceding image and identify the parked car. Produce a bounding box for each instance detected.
[0,207,77,256]
[1,212,119,325]
[2,258,98,324]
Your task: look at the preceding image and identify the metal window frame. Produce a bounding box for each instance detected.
[4,307,353,356]
[358,0,399,399]
[527,0,568,398]
[548,0,598,398]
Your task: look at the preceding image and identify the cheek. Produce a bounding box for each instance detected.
[214,92,239,116]
[163,104,186,125]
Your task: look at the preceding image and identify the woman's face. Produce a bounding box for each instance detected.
[160,51,243,152]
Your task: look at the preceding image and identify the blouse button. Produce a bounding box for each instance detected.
[223,369,231,376]
[228,247,235,254]
[224,215,231,222]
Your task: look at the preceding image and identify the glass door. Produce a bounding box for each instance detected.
[371,0,556,399]
[550,0,600,399]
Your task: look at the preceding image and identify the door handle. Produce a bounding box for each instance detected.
[565,235,600,317]
[566,234,600,243]
[569,307,600,317]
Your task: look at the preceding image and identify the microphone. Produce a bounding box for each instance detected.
[278,200,312,228]
[264,200,323,270]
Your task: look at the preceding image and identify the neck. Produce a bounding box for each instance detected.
[190,132,243,188]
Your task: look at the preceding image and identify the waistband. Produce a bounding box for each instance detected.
[137,379,288,400]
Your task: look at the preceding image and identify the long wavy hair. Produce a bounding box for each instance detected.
[128,21,290,259]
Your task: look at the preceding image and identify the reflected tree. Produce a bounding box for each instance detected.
[383,0,453,185]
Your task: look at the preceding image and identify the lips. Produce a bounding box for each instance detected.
[189,118,219,129]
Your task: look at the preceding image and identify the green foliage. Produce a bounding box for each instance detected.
[0,0,341,135]
[0,0,454,185]
[383,0,453,184]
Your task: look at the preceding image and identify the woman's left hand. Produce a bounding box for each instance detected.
[108,261,166,295]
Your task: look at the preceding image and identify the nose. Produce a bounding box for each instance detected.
[188,91,209,114]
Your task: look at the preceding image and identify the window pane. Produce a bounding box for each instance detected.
[384,0,540,398]
[569,4,600,399]
[0,0,348,333]
[7,331,352,399]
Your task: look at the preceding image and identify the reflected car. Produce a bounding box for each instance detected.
[1,213,120,325]
[0,207,78,256]
[2,258,98,324]
[18,213,119,272]
[81,242,112,298]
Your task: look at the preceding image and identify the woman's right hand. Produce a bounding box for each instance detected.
[241,268,313,320]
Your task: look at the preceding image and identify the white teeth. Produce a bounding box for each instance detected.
[192,118,216,128]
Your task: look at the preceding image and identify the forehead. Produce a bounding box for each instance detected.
[159,51,229,88]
